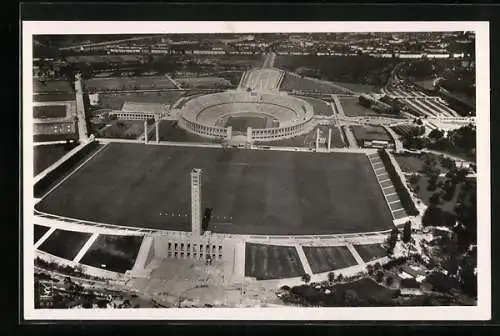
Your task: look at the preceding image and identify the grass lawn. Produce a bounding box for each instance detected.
[33,105,68,119]
[245,243,305,280]
[279,73,349,94]
[333,277,396,301]
[36,143,393,235]
[353,243,387,263]
[85,76,178,92]
[33,79,73,93]
[332,82,376,93]
[411,176,467,214]
[225,116,269,131]
[80,234,144,273]
[38,229,92,260]
[34,143,79,175]
[97,120,148,139]
[302,246,358,274]
[393,152,452,174]
[34,224,50,244]
[339,97,378,117]
[157,120,216,143]
[294,96,334,116]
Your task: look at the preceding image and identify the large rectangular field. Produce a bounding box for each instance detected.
[36,143,393,235]
[38,229,92,260]
[245,243,304,280]
[33,105,68,119]
[225,116,268,132]
[353,243,387,263]
[80,234,144,273]
[302,246,358,274]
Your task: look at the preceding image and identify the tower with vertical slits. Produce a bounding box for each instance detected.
[191,168,202,237]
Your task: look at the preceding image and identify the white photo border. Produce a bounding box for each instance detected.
[22,21,490,321]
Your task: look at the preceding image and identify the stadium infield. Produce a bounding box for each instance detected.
[36,142,394,235]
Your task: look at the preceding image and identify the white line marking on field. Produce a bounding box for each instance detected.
[39,143,110,200]
[388,200,401,205]
[382,185,394,190]
[385,192,397,197]
[379,178,391,183]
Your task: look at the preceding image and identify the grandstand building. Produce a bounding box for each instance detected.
[110,101,169,120]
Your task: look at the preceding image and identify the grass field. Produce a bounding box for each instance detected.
[332,277,397,301]
[34,225,50,244]
[36,143,393,235]
[33,93,76,102]
[295,96,333,116]
[34,143,79,175]
[339,97,378,117]
[96,120,149,139]
[350,125,392,145]
[225,116,269,131]
[157,121,215,143]
[33,132,79,143]
[85,76,178,92]
[393,152,451,174]
[279,73,348,94]
[353,243,387,263]
[97,91,183,110]
[302,246,358,274]
[327,126,346,148]
[33,105,68,119]
[80,234,144,273]
[33,79,73,94]
[332,82,376,93]
[275,55,396,89]
[245,243,305,280]
[38,229,92,260]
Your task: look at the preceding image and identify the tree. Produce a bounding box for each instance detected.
[327,272,335,283]
[385,276,394,286]
[386,227,399,255]
[428,129,444,140]
[402,221,412,243]
[375,271,384,283]
[301,273,311,284]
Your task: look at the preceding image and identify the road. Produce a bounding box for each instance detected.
[75,75,89,142]
[262,52,276,69]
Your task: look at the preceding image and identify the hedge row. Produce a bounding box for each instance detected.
[34,141,100,198]
[378,149,419,216]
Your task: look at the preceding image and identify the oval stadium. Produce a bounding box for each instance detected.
[178,90,314,142]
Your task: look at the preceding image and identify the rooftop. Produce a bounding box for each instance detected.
[121,101,169,115]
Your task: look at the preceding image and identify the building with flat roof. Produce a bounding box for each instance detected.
[109,101,170,120]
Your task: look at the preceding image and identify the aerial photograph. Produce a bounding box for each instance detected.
[29,30,478,310]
